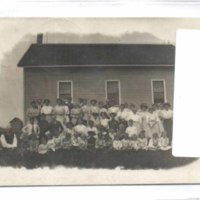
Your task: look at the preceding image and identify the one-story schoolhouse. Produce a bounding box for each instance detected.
[17,35,175,118]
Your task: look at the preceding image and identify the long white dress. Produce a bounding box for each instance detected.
[146,113,160,138]
[137,110,149,137]
[127,112,142,133]
[53,105,65,125]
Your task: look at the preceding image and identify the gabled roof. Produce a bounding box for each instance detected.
[17,43,175,67]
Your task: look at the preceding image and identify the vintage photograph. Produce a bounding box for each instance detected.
[0,18,199,185]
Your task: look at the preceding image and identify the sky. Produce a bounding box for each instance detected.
[1,18,200,127]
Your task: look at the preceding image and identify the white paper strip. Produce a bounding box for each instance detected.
[173,29,200,157]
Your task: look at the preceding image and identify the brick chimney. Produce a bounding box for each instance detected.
[37,33,43,44]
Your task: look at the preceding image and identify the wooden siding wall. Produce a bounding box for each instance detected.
[24,67,174,115]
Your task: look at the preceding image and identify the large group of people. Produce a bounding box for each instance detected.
[0,97,173,154]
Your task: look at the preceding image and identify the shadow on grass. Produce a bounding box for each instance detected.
[0,148,197,170]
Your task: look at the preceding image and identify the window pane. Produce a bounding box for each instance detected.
[59,82,71,100]
[107,81,119,105]
[107,81,119,94]
[154,92,165,103]
[153,81,164,92]
[153,81,165,103]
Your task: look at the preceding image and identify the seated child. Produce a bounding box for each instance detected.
[61,133,72,149]
[121,134,130,150]
[125,119,138,138]
[103,131,113,149]
[48,116,64,151]
[73,118,88,137]
[87,120,98,135]
[62,122,74,137]
[73,118,88,149]
[96,132,106,149]
[46,134,56,152]
[158,131,171,151]
[138,130,148,150]
[87,131,97,150]
[128,134,139,150]
[108,127,117,140]
[77,135,87,150]
[53,132,62,151]
[148,132,160,151]
[113,134,123,150]
[38,137,48,154]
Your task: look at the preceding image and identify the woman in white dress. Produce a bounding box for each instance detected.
[137,103,149,137]
[41,99,53,123]
[53,98,66,126]
[146,107,160,138]
[128,104,142,133]
[116,104,128,122]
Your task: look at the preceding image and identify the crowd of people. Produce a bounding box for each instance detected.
[0,98,173,155]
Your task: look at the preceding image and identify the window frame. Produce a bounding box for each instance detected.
[151,79,167,104]
[105,80,121,105]
[57,80,73,102]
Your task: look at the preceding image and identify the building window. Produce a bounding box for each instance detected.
[151,80,166,103]
[105,80,121,105]
[57,81,73,101]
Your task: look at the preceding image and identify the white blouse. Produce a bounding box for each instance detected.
[87,126,98,134]
[125,126,138,137]
[127,113,142,124]
[160,109,173,119]
[74,124,87,135]
[41,105,53,115]
[1,134,17,148]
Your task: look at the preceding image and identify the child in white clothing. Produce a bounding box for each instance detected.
[148,132,160,151]
[38,137,48,154]
[46,134,56,152]
[158,131,171,151]
[128,134,139,150]
[125,119,138,138]
[113,133,123,150]
[138,130,148,150]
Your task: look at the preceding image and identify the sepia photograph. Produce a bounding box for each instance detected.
[0,18,199,185]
